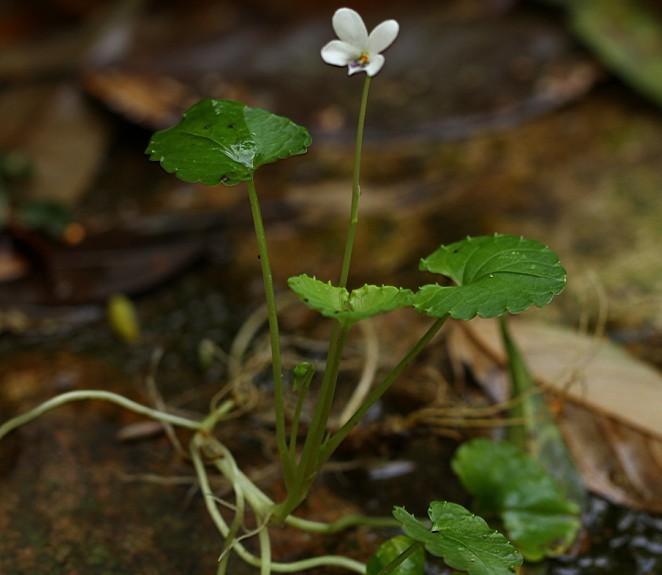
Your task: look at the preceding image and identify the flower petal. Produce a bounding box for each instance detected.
[363,54,385,76]
[367,19,399,54]
[321,40,361,66]
[332,8,368,49]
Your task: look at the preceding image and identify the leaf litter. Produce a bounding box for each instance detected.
[449,317,662,513]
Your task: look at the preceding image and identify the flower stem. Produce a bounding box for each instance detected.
[275,76,372,518]
[246,175,292,484]
[338,74,371,289]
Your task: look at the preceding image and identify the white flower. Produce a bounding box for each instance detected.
[320,8,399,77]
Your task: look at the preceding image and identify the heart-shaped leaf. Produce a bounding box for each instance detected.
[146,99,311,185]
[414,235,566,320]
[288,275,414,324]
[452,438,581,561]
[394,502,523,575]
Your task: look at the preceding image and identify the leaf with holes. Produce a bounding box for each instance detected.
[394,502,523,575]
[288,275,414,324]
[414,235,566,320]
[146,99,311,185]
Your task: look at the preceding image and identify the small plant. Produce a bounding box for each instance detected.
[0,8,572,574]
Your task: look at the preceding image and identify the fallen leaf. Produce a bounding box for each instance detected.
[0,84,110,207]
[0,237,29,282]
[0,0,144,80]
[0,227,206,305]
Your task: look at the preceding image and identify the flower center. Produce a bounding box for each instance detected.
[350,52,370,70]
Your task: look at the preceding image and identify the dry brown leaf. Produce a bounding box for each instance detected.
[84,70,200,128]
[449,318,662,512]
[0,83,110,207]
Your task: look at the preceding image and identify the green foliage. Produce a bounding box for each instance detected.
[452,438,581,561]
[288,275,414,324]
[145,99,311,185]
[366,536,425,575]
[570,0,662,106]
[414,235,566,320]
[499,317,587,509]
[393,501,523,575]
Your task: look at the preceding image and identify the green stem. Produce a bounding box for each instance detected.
[376,542,424,575]
[269,554,364,573]
[0,390,203,440]
[289,364,314,462]
[338,75,371,289]
[304,322,351,469]
[499,315,529,451]
[274,321,351,519]
[246,175,292,484]
[284,513,399,534]
[190,434,262,569]
[499,315,587,508]
[201,399,239,432]
[321,316,447,462]
[275,76,373,517]
[191,434,365,574]
[257,523,272,575]
[217,450,247,573]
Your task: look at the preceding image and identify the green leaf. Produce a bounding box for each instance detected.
[414,235,566,320]
[366,536,424,575]
[452,438,581,561]
[146,99,311,185]
[288,275,414,323]
[393,502,523,575]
